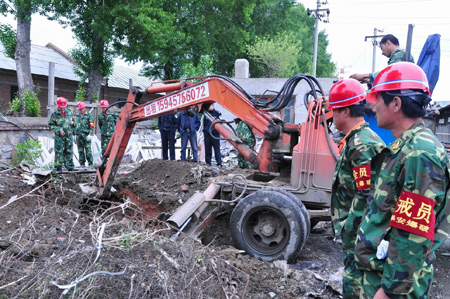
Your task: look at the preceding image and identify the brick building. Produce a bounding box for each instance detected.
[0,42,157,117]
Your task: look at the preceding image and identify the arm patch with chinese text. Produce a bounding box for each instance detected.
[353,165,371,190]
[389,190,436,240]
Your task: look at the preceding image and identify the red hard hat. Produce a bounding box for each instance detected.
[76,101,87,110]
[100,99,109,108]
[328,79,366,109]
[56,97,67,108]
[366,62,430,103]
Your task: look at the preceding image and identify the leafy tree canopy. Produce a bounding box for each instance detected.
[49,0,177,77]
[247,32,301,78]
[0,23,16,58]
[247,0,335,78]
[141,0,256,80]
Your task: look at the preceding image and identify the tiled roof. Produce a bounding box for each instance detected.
[0,43,152,90]
[0,43,81,81]
[108,64,153,90]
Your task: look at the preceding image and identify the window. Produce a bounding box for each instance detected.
[255,95,296,123]
[282,98,295,123]
[10,85,18,101]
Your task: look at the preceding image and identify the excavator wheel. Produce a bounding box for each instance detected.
[229,190,308,262]
[116,189,165,221]
[262,187,311,244]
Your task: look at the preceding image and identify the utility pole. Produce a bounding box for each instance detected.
[405,24,414,62]
[364,28,384,73]
[307,0,330,77]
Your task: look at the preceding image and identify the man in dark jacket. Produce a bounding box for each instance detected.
[179,110,200,162]
[158,112,179,160]
[203,104,222,167]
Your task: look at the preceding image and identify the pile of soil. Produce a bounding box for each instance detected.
[0,159,448,298]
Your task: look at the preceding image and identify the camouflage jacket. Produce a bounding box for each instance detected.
[355,121,450,296]
[331,123,385,237]
[98,112,118,137]
[370,48,415,83]
[48,108,75,136]
[236,121,256,147]
[75,112,94,135]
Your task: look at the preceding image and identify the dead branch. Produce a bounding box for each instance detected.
[0,275,28,290]
[0,179,51,210]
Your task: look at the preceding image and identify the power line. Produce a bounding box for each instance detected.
[331,16,449,20]
[329,20,450,26]
[330,0,431,4]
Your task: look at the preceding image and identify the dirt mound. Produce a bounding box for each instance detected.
[113,159,217,213]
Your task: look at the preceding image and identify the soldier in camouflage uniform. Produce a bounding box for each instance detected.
[98,99,118,156]
[48,97,75,171]
[356,62,450,298]
[235,119,256,169]
[350,34,414,85]
[329,79,385,299]
[74,101,94,167]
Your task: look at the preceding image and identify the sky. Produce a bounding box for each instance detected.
[1,0,449,101]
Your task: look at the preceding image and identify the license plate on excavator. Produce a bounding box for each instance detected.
[144,82,210,117]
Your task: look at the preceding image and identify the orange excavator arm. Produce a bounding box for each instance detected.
[95,77,304,197]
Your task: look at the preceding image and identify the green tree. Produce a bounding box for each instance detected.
[247,0,335,78]
[247,33,301,78]
[316,31,336,78]
[182,55,214,78]
[49,0,178,102]
[0,23,16,58]
[0,0,51,113]
[141,0,256,80]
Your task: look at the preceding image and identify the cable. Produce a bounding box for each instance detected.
[207,174,248,204]
[257,74,327,112]
[0,120,37,141]
[104,100,139,114]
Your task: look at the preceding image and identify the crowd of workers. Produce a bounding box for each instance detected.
[48,97,118,171]
[49,99,256,171]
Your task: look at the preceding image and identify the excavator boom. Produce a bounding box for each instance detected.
[95,77,301,197]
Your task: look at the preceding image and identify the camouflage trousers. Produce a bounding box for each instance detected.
[341,230,362,299]
[76,134,93,166]
[360,262,433,298]
[101,134,112,156]
[54,134,74,169]
[238,153,252,169]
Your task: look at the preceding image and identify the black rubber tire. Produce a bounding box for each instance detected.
[263,187,311,244]
[229,190,307,262]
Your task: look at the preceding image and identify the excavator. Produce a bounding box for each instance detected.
[94,74,339,262]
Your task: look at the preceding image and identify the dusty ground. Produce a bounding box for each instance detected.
[0,159,449,298]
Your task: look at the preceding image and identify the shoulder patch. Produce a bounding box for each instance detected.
[389,138,403,151]
[352,165,371,190]
[389,190,436,240]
